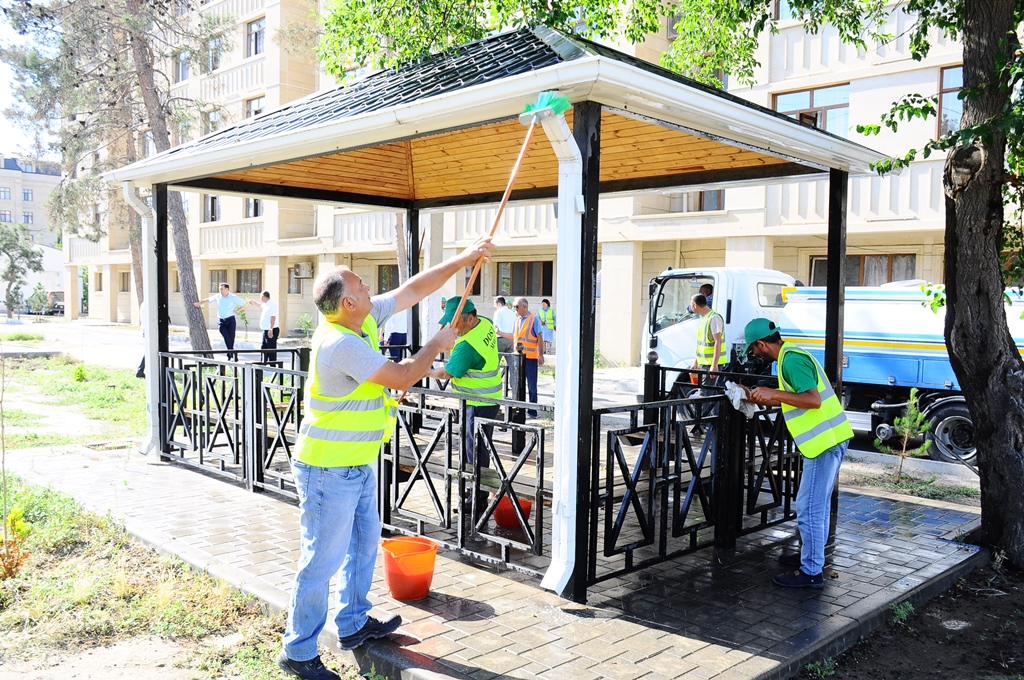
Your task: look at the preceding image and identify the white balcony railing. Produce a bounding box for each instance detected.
[200,222,264,254]
[201,57,265,102]
[68,237,101,263]
[454,202,558,242]
[334,212,398,248]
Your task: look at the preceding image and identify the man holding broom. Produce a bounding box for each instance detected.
[278,237,494,680]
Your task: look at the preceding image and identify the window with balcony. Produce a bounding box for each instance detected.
[245,198,263,218]
[203,110,221,135]
[809,254,916,287]
[377,264,399,294]
[0,188,10,200]
[245,96,265,118]
[120,272,131,292]
[209,270,227,293]
[236,268,262,294]
[775,84,850,137]
[247,18,265,57]
[0,211,11,223]
[174,51,189,83]
[22,189,32,202]
[22,212,33,224]
[496,261,553,297]
[939,66,963,136]
[202,194,220,222]
[206,36,222,73]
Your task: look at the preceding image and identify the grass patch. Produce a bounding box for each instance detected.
[882,475,981,502]
[0,408,45,426]
[0,476,354,677]
[3,432,78,449]
[0,332,45,342]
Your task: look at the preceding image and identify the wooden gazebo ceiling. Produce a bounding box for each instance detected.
[213,109,804,204]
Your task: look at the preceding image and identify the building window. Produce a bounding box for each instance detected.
[775,84,850,137]
[464,266,481,295]
[246,96,265,118]
[92,203,101,225]
[246,18,265,57]
[174,51,189,83]
[0,188,9,200]
[0,211,11,223]
[245,198,263,218]
[206,36,222,73]
[809,254,917,287]
[120,272,131,292]
[236,268,262,294]
[203,110,221,135]
[22,189,32,202]
[288,267,302,294]
[202,194,220,222]
[668,189,724,212]
[775,0,797,19]
[939,66,963,136]
[22,212,33,224]
[141,130,155,158]
[496,261,553,297]
[209,270,227,293]
[96,272,103,292]
[377,264,399,293]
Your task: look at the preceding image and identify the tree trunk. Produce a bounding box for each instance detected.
[945,0,1024,565]
[126,5,211,351]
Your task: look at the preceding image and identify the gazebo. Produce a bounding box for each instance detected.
[107,26,883,602]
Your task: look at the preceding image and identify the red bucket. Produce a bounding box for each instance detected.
[493,496,533,529]
[381,536,438,601]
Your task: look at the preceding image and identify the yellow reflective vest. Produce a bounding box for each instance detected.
[777,343,854,458]
[450,316,502,406]
[695,310,723,367]
[295,315,397,467]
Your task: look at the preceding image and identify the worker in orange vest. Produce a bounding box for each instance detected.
[512,297,544,418]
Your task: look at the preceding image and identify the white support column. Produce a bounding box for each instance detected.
[599,241,644,366]
[536,111,584,595]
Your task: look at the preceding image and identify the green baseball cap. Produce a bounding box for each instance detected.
[438,297,475,325]
[743,318,778,355]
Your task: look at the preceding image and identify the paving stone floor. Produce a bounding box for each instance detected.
[4,444,982,680]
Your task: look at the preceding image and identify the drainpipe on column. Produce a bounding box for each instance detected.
[121,181,160,456]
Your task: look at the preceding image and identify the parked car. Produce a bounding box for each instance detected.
[46,290,64,315]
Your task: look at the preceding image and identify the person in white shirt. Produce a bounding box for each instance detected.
[246,290,280,363]
[381,308,408,361]
[492,296,516,354]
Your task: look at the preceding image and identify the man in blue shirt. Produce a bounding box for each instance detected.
[194,283,246,360]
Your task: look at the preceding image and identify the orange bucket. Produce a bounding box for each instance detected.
[689,371,700,385]
[381,536,438,601]
[493,496,533,529]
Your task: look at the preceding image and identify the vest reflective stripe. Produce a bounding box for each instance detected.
[295,315,396,467]
[514,312,541,359]
[451,316,502,406]
[695,311,723,366]
[777,343,854,459]
[539,307,555,330]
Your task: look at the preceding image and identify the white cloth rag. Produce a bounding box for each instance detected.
[725,380,758,419]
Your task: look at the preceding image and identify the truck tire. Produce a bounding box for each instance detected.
[926,403,976,465]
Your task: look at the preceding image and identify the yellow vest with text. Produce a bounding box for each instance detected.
[696,310,723,366]
[450,316,502,406]
[777,343,853,458]
[295,316,397,467]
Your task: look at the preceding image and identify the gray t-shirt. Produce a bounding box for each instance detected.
[316,294,396,398]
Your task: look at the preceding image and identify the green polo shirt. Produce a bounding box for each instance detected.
[445,341,485,378]
[779,348,818,394]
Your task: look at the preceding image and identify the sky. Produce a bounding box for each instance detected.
[0,19,53,160]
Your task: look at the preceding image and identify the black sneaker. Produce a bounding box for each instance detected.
[773,569,824,589]
[276,651,340,680]
[338,614,402,650]
[778,552,802,568]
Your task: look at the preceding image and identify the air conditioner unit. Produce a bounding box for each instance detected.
[293,262,314,279]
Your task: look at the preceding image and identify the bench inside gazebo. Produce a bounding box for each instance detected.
[108,26,882,603]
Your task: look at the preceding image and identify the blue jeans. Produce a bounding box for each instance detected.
[465,404,498,468]
[796,439,848,576]
[283,461,380,661]
[524,358,538,415]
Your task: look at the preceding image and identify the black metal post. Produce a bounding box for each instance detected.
[825,168,849,544]
[511,347,526,455]
[712,404,745,548]
[568,100,601,604]
[407,208,420,350]
[156,184,170,457]
[642,352,660,425]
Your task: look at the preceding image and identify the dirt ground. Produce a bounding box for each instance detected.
[808,562,1024,680]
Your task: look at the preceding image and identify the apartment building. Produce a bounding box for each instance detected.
[68,9,960,367]
[0,155,63,303]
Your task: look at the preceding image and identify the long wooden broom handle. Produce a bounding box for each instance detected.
[395,121,538,404]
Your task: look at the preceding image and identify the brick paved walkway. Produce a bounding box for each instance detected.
[5,444,982,680]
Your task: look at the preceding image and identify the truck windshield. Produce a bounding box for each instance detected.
[651,275,714,332]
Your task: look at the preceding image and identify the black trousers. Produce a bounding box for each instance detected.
[219,316,237,360]
[262,327,280,363]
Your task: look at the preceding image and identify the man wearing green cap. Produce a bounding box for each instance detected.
[427,298,502,479]
[743,318,853,589]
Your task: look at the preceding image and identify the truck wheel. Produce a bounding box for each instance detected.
[927,404,976,465]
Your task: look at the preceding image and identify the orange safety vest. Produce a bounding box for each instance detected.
[514,311,541,359]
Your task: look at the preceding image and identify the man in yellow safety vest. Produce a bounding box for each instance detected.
[690,293,724,377]
[278,237,493,680]
[743,318,853,590]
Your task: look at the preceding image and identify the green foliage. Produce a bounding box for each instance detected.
[26,283,47,314]
[317,0,664,77]
[890,600,915,625]
[72,365,86,382]
[0,224,43,317]
[804,657,837,678]
[0,332,45,342]
[874,388,933,483]
[298,312,315,338]
[237,307,250,341]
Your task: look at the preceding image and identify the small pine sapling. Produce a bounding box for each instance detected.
[874,387,933,483]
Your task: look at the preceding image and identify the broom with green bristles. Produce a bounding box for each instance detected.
[396,91,572,403]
